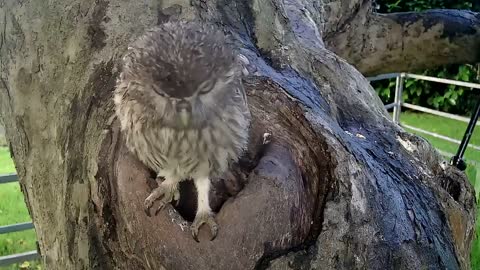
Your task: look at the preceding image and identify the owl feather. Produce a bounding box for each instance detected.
[114,20,251,241]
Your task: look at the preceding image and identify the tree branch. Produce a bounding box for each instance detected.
[326,9,480,76]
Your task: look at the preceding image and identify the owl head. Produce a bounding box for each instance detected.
[117,21,245,129]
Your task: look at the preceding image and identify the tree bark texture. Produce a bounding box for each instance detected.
[0,0,476,269]
[327,9,480,76]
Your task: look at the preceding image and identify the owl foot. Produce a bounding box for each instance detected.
[191,211,218,242]
[144,182,180,217]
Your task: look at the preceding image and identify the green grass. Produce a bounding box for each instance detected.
[399,112,480,269]
[0,148,15,175]
[400,112,480,188]
[0,147,41,270]
[0,137,7,148]
[1,114,480,268]
[400,112,480,163]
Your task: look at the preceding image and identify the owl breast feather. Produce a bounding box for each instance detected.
[123,110,249,180]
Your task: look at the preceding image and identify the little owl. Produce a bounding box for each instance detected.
[114,21,251,241]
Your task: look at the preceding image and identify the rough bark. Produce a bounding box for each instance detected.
[327,9,480,75]
[0,0,476,270]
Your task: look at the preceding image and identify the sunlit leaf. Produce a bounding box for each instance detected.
[20,261,31,269]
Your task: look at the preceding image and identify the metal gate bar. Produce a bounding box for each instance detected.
[0,174,39,266]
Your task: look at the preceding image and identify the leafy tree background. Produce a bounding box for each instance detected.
[372,0,480,116]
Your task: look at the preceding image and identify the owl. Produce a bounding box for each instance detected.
[114,21,251,241]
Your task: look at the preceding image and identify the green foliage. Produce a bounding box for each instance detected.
[372,0,480,116]
[375,0,477,12]
[373,65,479,116]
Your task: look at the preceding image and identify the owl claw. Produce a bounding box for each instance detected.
[154,202,167,215]
[144,207,152,217]
[144,182,179,216]
[191,211,218,242]
[144,194,158,217]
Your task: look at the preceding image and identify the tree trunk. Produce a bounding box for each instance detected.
[0,0,476,269]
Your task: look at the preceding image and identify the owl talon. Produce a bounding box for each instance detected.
[143,182,179,216]
[191,211,218,242]
[154,202,167,215]
[144,193,158,217]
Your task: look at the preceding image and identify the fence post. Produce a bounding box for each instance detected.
[393,73,405,123]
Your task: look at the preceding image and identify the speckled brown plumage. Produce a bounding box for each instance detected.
[114,21,251,241]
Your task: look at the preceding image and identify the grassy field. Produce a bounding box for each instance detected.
[399,112,480,269]
[0,112,480,268]
[0,147,41,270]
[400,112,480,192]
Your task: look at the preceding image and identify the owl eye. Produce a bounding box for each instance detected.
[199,87,211,95]
[152,85,168,97]
[198,80,214,95]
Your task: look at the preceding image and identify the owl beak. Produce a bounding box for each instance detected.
[179,109,190,126]
[176,100,191,127]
